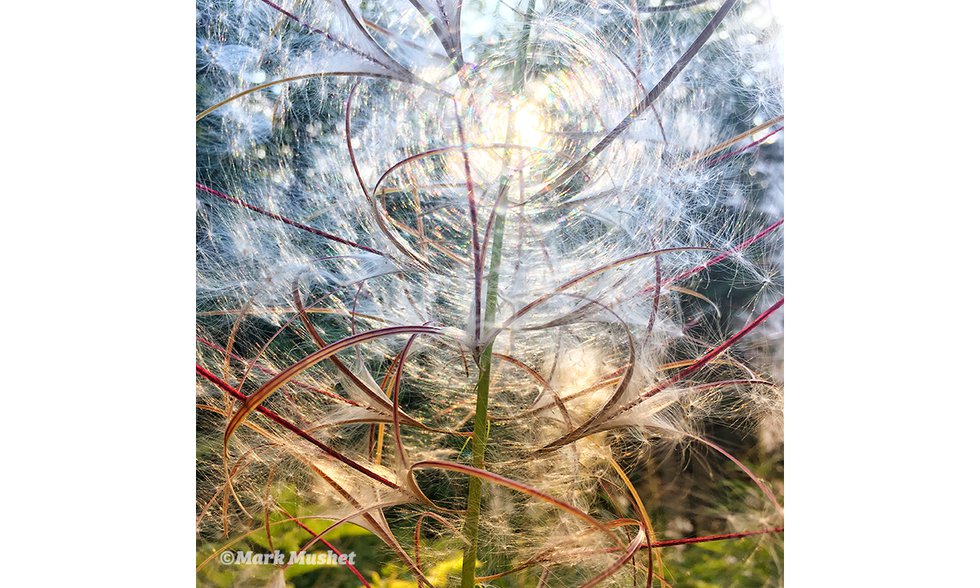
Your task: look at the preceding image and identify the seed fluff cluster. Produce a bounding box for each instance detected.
[196,0,783,585]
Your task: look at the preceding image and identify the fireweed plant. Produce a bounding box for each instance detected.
[196,0,783,585]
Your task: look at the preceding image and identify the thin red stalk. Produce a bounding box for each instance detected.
[292,281,330,350]
[391,334,421,467]
[345,83,371,200]
[639,0,711,12]
[371,144,541,196]
[621,469,664,586]
[453,101,484,346]
[292,457,434,588]
[683,378,776,392]
[223,295,254,384]
[704,126,783,167]
[580,530,646,588]
[276,505,371,587]
[498,246,714,339]
[236,281,345,394]
[536,294,636,451]
[600,474,657,588]
[536,569,550,588]
[291,280,383,412]
[348,85,434,267]
[414,512,461,586]
[291,278,410,414]
[662,218,784,287]
[478,177,510,272]
[406,0,463,70]
[293,499,403,559]
[228,278,372,408]
[497,364,628,421]
[534,0,736,198]
[289,469,431,586]
[350,281,365,335]
[263,474,277,551]
[196,364,401,489]
[258,0,398,73]
[645,240,663,338]
[363,19,449,61]
[289,285,431,429]
[196,336,350,403]
[411,460,620,543]
[492,352,573,428]
[262,0,453,96]
[196,183,382,255]
[651,527,783,548]
[528,301,783,452]
[694,434,783,512]
[615,298,784,417]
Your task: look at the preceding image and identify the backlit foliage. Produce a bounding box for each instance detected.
[196,0,784,585]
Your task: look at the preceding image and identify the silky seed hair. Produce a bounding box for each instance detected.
[197,0,783,585]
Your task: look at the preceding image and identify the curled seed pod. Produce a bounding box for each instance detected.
[197,0,784,585]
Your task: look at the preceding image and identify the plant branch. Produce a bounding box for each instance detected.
[460,2,536,585]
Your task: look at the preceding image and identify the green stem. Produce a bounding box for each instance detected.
[460,2,535,586]
[459,187,508,588]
